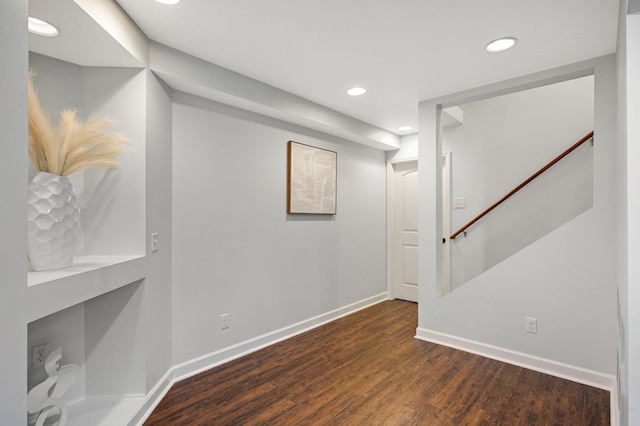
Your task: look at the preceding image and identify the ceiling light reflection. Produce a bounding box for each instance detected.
[486,37,517,52]
[347,87,367,96]
[28,17,59,37]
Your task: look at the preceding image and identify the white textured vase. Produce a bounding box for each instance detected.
[27,172,81,271]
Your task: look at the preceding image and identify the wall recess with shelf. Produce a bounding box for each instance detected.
[28,281,145,426]
[27,51,146,282]
[24,0,162,425]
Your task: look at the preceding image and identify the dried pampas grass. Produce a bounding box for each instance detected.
[28,73,130,176]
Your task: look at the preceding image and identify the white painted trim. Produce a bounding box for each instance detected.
[415,327,616,392]
[127,369,174,426]
[441,152,452,295]
[129,293,388,425]
[386,162,396,300]
[611,382,619,426]
[389,156,419,165]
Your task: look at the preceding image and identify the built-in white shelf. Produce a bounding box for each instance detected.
[28,268,146,426]
[67,396,145,426]
[24,2,152,426]
[27,255,146,323]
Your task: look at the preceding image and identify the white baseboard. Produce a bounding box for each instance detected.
[127,370,174,426]
[415,327,616,391]
[129,293,388,425]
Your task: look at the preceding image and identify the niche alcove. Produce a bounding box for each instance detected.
[26,0,148,424]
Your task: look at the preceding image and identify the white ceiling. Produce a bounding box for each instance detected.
[103,1,621,135]
[114,0,620,135]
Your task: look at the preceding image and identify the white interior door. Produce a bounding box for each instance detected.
[394,161,418,302]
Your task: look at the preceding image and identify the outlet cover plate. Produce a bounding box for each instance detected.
[525,317,537,334]
[32,343,51,368]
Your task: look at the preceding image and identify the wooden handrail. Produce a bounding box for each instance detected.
[450,131,594,240]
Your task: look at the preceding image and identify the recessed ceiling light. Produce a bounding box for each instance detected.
[155,0,181,4]
[398,126,413,132]
[347,87,366,96]
[28,17,58,37]
[486,37,517,53]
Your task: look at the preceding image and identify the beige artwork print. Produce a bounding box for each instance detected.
[289,142,337,214]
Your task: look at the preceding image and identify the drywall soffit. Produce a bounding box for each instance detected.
[149,42,400,151]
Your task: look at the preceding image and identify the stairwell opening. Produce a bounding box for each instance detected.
[443,75,594,291]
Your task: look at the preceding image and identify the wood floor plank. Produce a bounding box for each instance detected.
[145,300,609,425]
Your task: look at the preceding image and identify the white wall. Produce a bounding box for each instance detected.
[444,76,594,289]
[0,1,28,423]
[418,56,618,378]
[82,67,147,256]
[171,93,387,364]
[144,71,174,389]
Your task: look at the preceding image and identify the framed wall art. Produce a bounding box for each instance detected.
[287,141,337,214]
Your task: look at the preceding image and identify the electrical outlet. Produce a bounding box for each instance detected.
[32,343,51,368]
[525,317,537,334]
[221,313,230,330]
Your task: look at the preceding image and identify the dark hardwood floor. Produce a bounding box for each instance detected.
[145,300,610,425]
